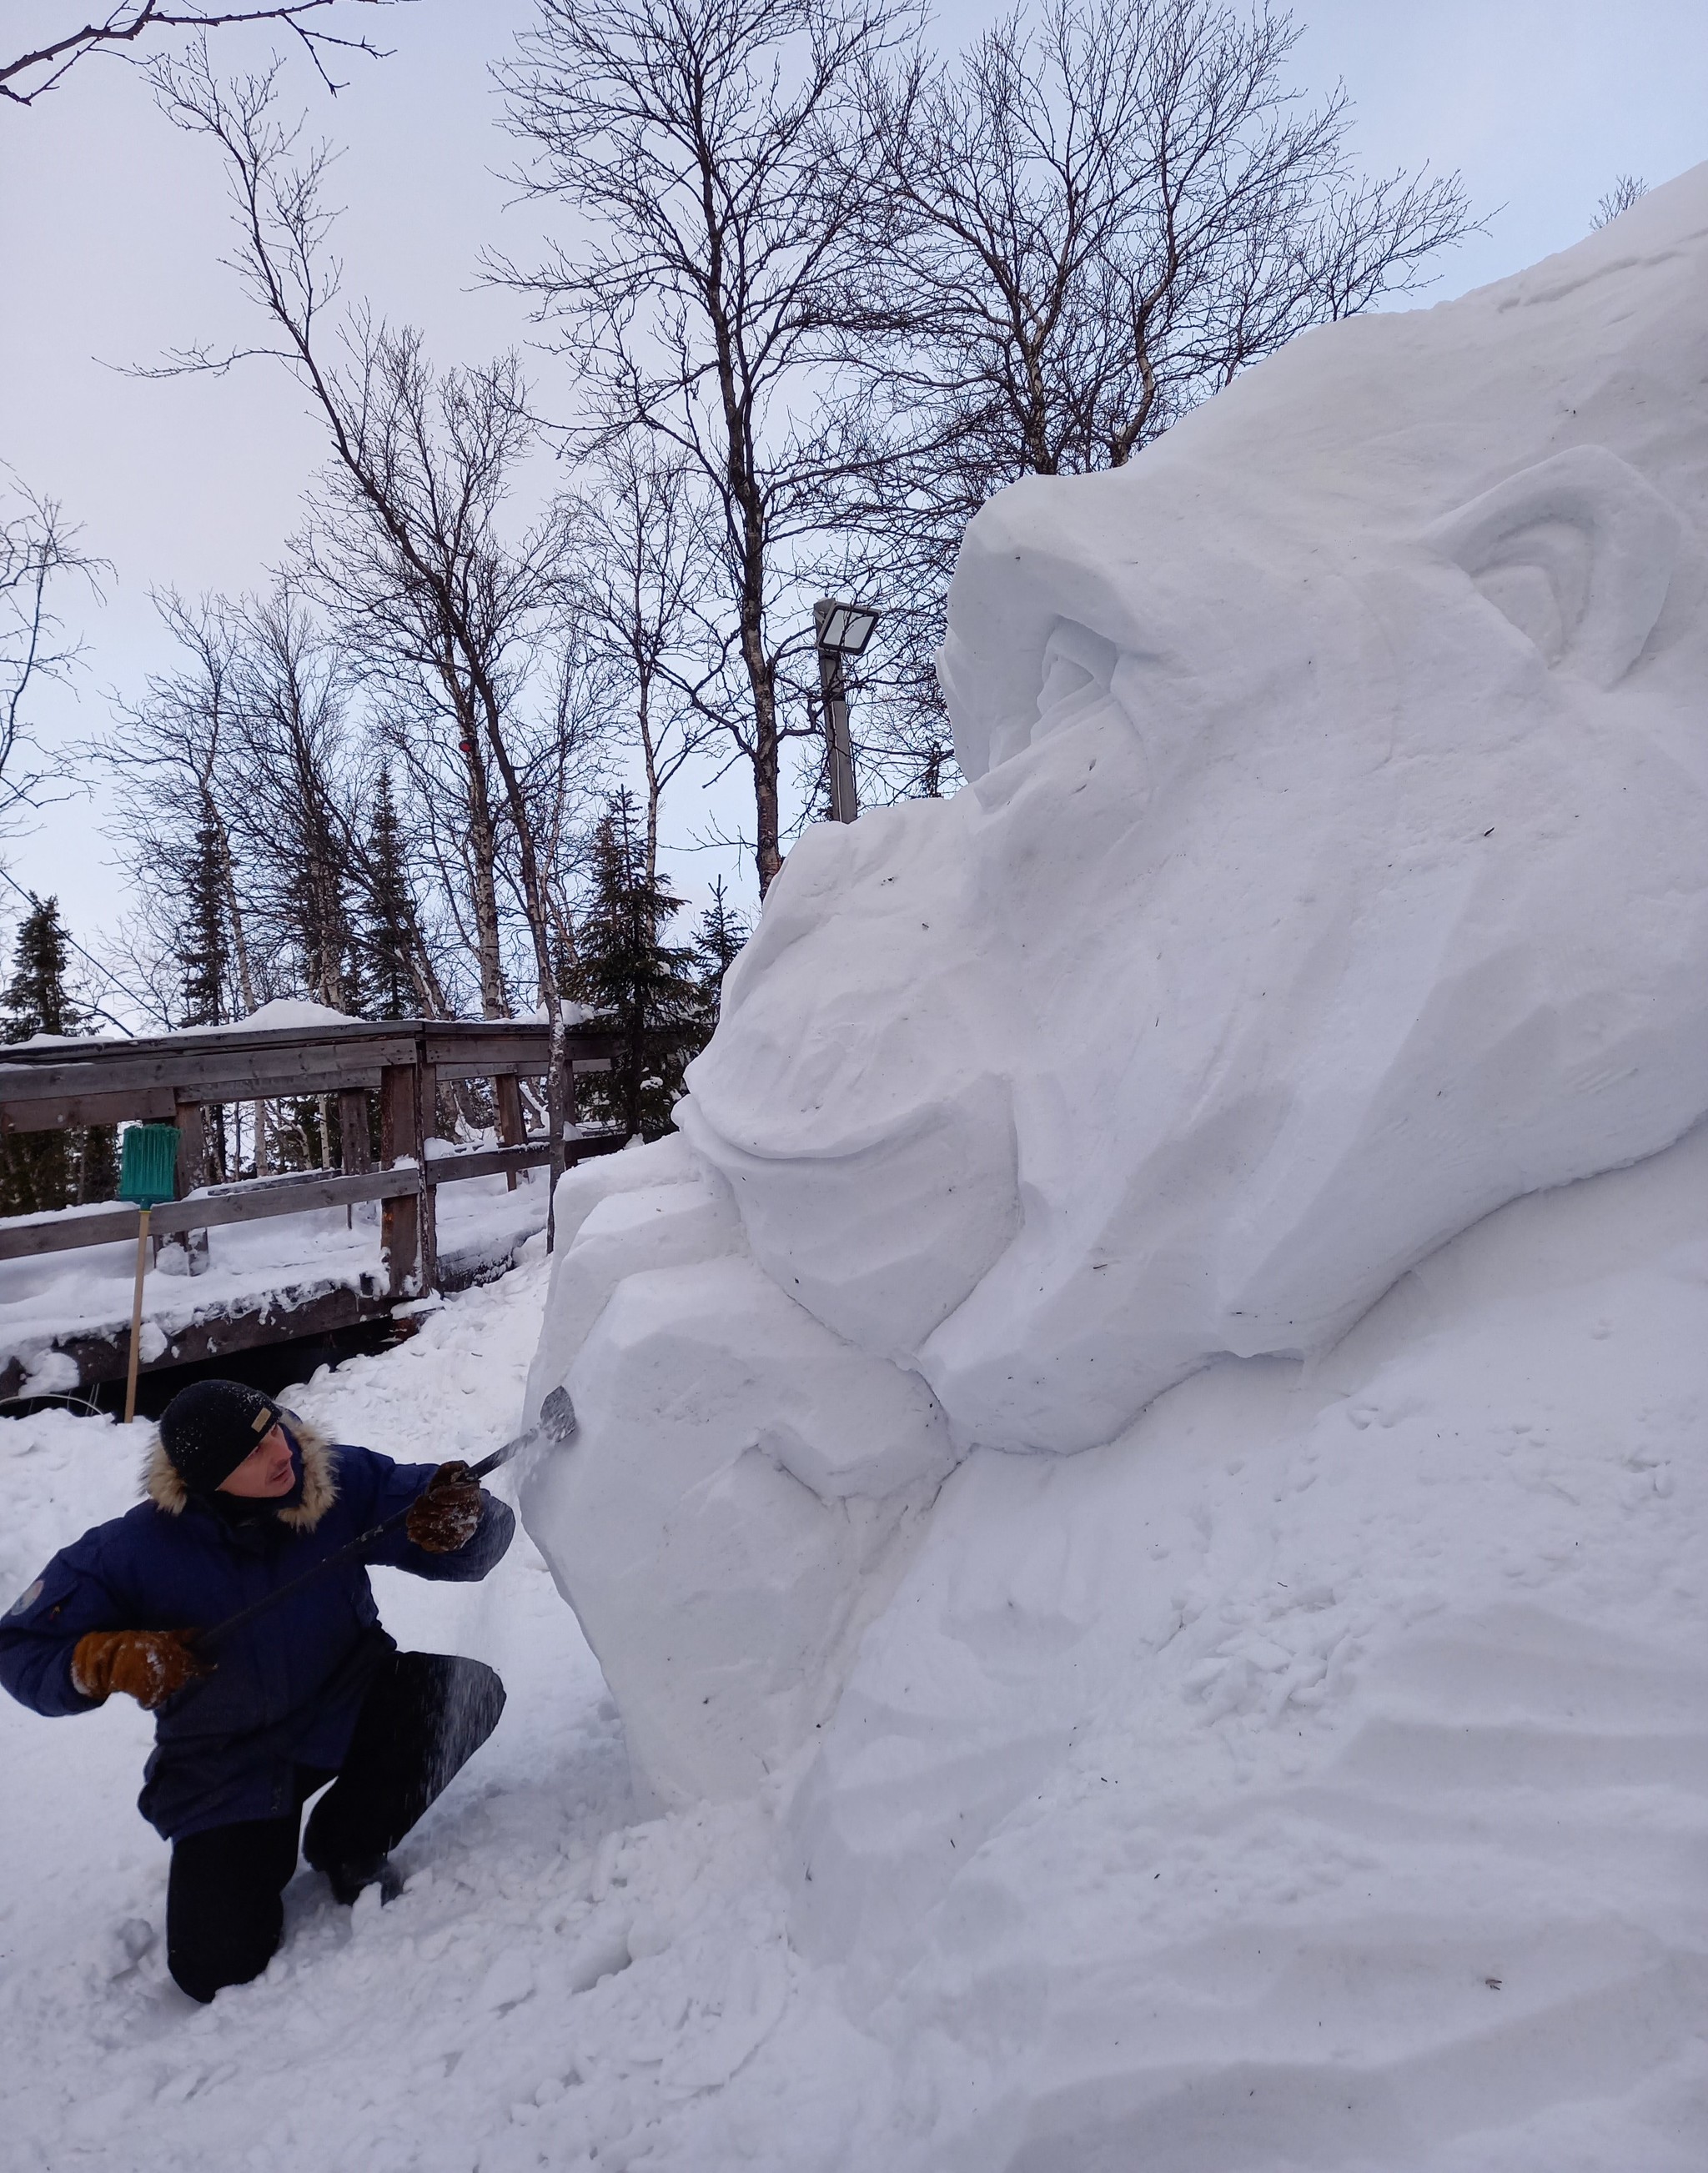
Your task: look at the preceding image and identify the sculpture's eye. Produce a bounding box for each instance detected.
[1029,620,1121,747]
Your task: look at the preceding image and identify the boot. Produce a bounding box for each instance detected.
[323,1853,404,1907]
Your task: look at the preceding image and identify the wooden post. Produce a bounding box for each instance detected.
[495,1072,525,1191]
[418,1063,439,1292]
[338,1090,372,1172]
[161,1098,210,1276]
[174,1099,206,1192]
[379,1062,422,1300]
[339,1086,373,1230]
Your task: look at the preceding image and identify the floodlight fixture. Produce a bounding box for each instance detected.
[816,600,881,657]
[812,598,881,824]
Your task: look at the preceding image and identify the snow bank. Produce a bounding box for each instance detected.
[789,1119,1708,2167]
[3,1163,1706,2164]
[206,997,357,1031]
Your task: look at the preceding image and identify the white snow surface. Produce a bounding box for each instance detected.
[0,1262,867,2173]
[205,998,359,1031]
[504,171,1708,2163]
[682,173,1708,1460]
[5,1155,1706,2169]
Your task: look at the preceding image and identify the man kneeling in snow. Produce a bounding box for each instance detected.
[0,1378,513,2004]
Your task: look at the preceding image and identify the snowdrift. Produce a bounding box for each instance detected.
[522,169,1708,2165]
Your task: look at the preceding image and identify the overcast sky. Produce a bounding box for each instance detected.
[3,0,1705,995]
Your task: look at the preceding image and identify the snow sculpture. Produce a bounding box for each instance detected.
[525,171,1708,1809]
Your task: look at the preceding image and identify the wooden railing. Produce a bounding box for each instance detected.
[0,1016,620,1300]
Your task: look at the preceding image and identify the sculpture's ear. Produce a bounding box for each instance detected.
[1426,445,1681,687]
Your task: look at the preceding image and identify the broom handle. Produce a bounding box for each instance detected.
[123,1206,149,1426]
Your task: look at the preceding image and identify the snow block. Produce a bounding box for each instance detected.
[525,1141,741,1418]
[784,1118,1708,2169]
[522,1243,952,1807]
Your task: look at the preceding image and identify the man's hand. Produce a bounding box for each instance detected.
[405,1462,485,1555]
[72,1629,213,1710]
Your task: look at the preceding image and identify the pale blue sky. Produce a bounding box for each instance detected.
[3,0,1705,976]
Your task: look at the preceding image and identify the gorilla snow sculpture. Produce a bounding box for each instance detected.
[524,169,1708,1809]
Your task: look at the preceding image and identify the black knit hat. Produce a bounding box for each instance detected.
[158,1379,285,1495]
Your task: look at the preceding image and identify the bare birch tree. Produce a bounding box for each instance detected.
[853,0,1473,497]
[2,1,399,108]
[834,0,1474,790]
[150,48,600,1229]
[0,473,103,841]
[98,591,260,1019]
[93,590,278,1162]
[495,0,905,895]
[580,441,721,886]
[226,585,359,1011]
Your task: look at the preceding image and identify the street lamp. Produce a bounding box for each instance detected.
[813,597,881,824]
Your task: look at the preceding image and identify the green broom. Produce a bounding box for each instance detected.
[119,1124,178,1425]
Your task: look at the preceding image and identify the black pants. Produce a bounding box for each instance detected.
[166,1650,504,2004]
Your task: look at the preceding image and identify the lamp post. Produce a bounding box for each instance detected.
[813,598,881,824]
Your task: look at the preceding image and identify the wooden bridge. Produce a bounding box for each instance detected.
[0,1015,621,1403]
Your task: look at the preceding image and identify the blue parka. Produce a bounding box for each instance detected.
[0,1420,514,1840]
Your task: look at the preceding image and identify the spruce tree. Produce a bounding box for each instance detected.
[358,768,423,1022]
[178,815,229,1029]
[3,895,75,1039]
[0,896,80,1212]
[570,791,701,1140]
[692,876,749,1031]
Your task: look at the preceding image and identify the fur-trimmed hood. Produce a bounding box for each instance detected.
[143,1416,339,1533]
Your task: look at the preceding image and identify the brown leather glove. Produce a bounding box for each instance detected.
[405,1461,485,1554]
[72,1629,213,1710]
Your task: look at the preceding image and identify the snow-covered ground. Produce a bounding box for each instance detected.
[6,1127,1708,2171]
[0,1256,859,2173]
